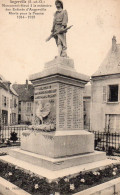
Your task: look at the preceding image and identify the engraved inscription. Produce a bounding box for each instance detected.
[59,83,83,130]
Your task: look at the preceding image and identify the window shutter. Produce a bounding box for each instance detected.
[119,85,120,102]
[103,86,107,102]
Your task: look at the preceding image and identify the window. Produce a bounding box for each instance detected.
[14,98,17,107]
[27,102,32,112]
[4,96,6,106]
[2,96,7,107]
[11,113,16,124]
[31,96,34,101]
[105,114,120,133]
[108,85,118,102]
[18,101,21,112]
[83,101,86,112]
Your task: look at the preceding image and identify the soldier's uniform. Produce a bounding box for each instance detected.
[51,0,68,57]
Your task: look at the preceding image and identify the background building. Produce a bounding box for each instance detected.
[0,75,18,126]
[91,36,120,133]
[83,84,91,130]
[12,80,34,125]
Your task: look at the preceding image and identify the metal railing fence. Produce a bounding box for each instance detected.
[90,131,120,155]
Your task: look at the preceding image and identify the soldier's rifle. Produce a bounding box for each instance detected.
[46,25,73,42]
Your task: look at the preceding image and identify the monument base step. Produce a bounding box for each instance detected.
[0,154,118,181]
[9,148,106,171]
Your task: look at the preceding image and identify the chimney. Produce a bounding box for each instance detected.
[26,80,28,90]
[112,35,117,52]
[4,81,11,90]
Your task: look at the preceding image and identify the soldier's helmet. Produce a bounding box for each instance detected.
[55,0,63,9]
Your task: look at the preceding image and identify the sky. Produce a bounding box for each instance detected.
[0,0,120,84]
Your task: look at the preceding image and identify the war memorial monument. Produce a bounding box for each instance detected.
[4,0,107,180]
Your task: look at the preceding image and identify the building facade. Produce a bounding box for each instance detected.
[13,81,34,125]
[10,86,19,125]
[0,76,18,126]
[18,101,33,124]
[83,85,91,130]
[91,36,120,133]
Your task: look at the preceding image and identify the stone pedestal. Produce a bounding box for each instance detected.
[9,57,106,174]
[21,131,94,158]
[29,57,89,132]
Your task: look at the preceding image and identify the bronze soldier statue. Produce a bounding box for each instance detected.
[46,0,72,57]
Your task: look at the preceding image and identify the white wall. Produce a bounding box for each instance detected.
[91,76,120,132]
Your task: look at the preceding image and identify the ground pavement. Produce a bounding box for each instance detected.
[0,146,20,154]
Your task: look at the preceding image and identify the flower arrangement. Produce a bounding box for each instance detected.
[70,183,75,190]
[34,184,39,189]
[80,178,85,183]
[28,124,56,132]
[0,160,120,195]
[10,132,18,143]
